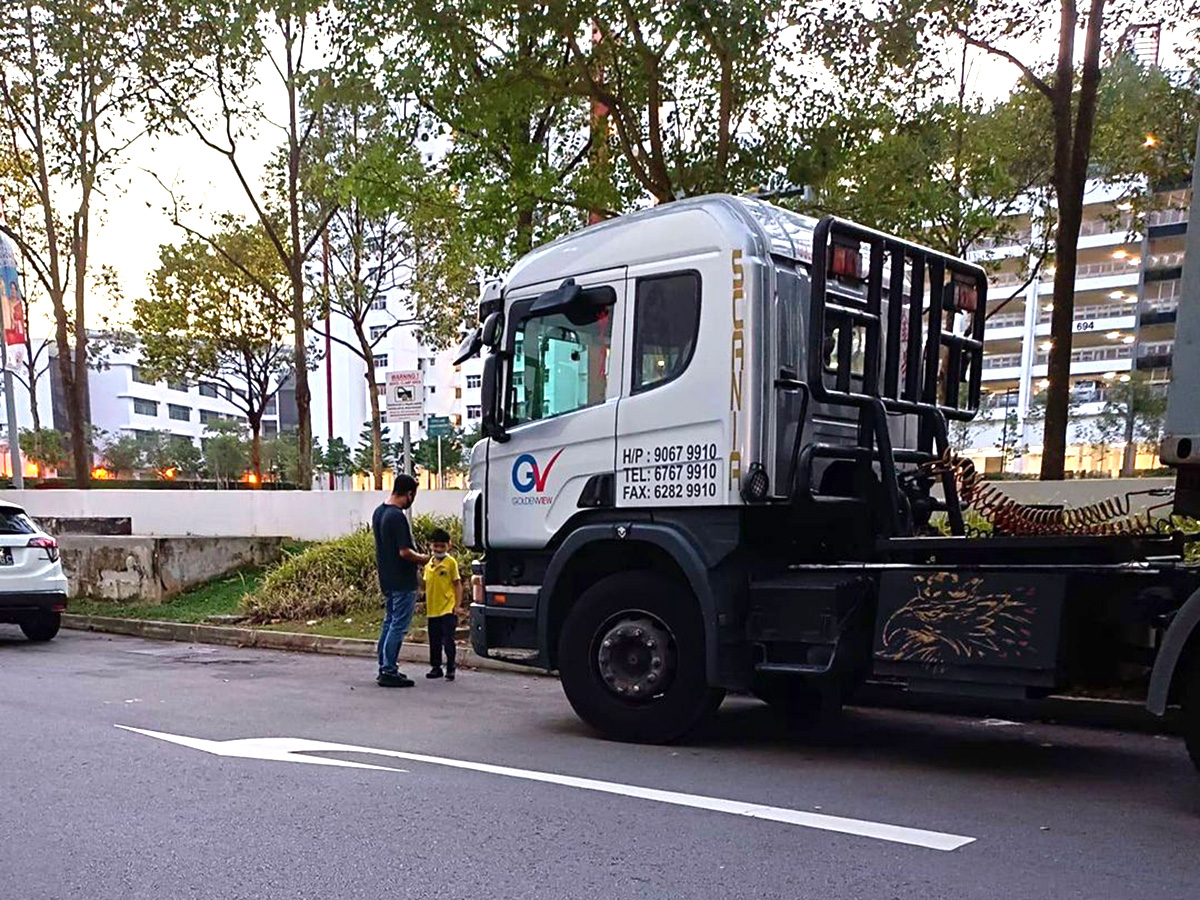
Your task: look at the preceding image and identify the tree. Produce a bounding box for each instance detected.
[141,430,202,480]
[1086,375,1168,475]
[202,420,250,488]
[941,0,1176,479]
[304,75,422,489]
[100,434,143,478]
[319,436,353,484]
[0,0,143,487]
[353,2,607,266]
[563,1,828,204]
[136,221,294,483]
[353,420,392,477]
[262,431,322,486]
[413,431,465,484]
[139,0,337,489]
[19,427,67,477]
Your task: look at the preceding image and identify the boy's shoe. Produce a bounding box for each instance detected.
[445,668,456,682]
[377,672,414,688]
[425,667,444,679]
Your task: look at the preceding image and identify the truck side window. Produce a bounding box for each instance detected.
[632,272,701,393]
[509,289,614,425]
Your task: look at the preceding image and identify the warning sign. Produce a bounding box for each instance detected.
[385,370,424,423]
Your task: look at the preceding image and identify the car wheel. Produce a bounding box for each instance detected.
[20,612,60,642]
[558,571,723,744]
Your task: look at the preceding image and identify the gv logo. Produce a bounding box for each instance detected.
[512,449,565,493]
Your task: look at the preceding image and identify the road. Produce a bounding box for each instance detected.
[3,629,1199,900]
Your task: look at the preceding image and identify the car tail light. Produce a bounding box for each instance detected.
[830,239,862,280]
[29,536,59,562]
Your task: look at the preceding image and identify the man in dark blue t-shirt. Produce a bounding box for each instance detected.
[372,474,429,687]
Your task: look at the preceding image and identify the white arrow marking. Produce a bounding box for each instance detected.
[115,726,407,773]
[117,725,975,851]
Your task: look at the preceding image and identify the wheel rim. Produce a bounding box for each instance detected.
[593,611,677,702]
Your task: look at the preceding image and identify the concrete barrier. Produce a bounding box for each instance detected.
[0,489,467,540]
[59,535,285,602]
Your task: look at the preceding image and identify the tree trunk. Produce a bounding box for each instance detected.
[290,267,312,488]
[1040,201,1082,481]
[249,417,262,486]
[1121,392,1137,476]
[368,372,383,490]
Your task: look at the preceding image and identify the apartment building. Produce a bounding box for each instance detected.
[307,292,485,489]
[49,338,284,445]
[965,179,1189,474]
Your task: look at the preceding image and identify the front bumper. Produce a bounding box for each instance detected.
[469,602,542,667]
[0,591,68,621]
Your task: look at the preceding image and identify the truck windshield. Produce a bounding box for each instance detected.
[508,290,614,425]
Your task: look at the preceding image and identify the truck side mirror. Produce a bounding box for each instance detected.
[481,353,508,443]
[481,311,504,348]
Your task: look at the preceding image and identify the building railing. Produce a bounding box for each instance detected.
[1146,207,1188,227]
[1034,345,1133,365]
[1147,250,1185,270]
[1037,303,1132,324]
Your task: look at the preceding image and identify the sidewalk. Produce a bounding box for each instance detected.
[63,613,1181,734]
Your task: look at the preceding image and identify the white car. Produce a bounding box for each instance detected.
[0,500,68,641]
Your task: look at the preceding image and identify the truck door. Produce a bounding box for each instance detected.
[485,269,626,549]
[616,259,726,507]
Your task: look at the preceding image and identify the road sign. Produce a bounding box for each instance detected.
[427,415,453,438]
[385,370,424,423]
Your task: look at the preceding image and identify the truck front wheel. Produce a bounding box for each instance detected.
[558,571,722,743]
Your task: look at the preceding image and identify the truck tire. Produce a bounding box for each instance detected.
[1184,659,1200,773]
[20,612,60,642]
[558,571,723,743]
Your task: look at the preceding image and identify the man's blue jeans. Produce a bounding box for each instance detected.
[377,589,417,675]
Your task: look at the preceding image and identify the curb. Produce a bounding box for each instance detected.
[61,614,542,676]
[62,614,1178,734]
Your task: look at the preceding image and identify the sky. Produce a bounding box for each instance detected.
[20,16,1194,336]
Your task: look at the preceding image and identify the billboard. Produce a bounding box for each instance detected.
[385,370,424,423]
[0,235,28,372]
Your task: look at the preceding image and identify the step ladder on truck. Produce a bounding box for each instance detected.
[455,161,1200,768]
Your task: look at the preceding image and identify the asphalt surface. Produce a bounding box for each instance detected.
[3,629,1200,900]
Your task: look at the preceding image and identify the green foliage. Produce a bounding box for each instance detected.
[139,430,203,479]
[100,434,143,476]
[202,419,250,486]
[413,430,465,476]
[1085,375,1169,452]
[242,513,475,623]
[262,431,322,485]
[321,436,353,478]
[353,421,392,476]
[19,428,68,474]
[135,220,293,478]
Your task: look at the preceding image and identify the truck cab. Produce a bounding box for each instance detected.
[459,194,1200,763]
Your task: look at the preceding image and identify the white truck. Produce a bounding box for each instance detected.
[456,192,1200,766]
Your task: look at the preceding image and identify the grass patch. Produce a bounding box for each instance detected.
[69,567,266,623]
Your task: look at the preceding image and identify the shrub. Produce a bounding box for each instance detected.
[241,512,476,623]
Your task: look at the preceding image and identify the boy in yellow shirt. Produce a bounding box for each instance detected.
[423,528,462,681]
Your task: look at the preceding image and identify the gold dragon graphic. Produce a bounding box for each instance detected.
[879,572,1036,665]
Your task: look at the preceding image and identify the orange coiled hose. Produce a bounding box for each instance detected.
[932,448,1169,536]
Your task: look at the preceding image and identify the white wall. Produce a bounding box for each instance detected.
[0,489,467,540]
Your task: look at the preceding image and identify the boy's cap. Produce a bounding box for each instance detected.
[427,527,451,544]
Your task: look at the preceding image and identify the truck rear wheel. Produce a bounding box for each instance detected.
[558,571,722,743]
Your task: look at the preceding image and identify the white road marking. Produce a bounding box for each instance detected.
[117,725,975,851]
